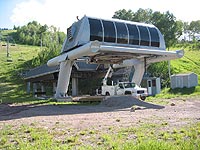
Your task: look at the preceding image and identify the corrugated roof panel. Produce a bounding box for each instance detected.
[75,62,98,71]
[24,64,59,79]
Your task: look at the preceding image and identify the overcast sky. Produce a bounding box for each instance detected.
[0,0,200,32]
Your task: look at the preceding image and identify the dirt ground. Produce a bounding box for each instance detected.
[0,96,200,133]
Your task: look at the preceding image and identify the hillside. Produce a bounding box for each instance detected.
[171,49,200,78]
[0,44,41,103]
[0,28,62,103]
[149,46,200,99]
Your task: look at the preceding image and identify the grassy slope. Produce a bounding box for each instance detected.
[171,48,200,77]
[147,45,200,99]
[0,44,40,103]
[0,30,17,36]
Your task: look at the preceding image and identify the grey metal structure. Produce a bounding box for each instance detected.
[63,16,165,53]
[170,73,198,89]
[47,16,184,100]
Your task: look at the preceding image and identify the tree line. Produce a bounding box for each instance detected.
[0,28,10,30]
[13,21,65,47]
[12,21,66,66]
[113,8,200,48]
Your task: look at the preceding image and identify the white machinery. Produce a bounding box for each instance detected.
[47,16,184,100]
[99,66,148,100]
[101,81,148,100]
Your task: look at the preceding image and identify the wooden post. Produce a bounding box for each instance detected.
[26,82,31,94]
[72,78,78,96]
[53,82,57,98]
[33,83,37,97]
[41,83,45,97]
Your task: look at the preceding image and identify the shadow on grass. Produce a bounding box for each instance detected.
[0,96,164,121]
[169,87,196,95]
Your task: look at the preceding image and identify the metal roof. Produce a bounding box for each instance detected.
[24,64,59,80]
[74,61,99,71]
[171,72,196,77]
[24,62,99,80]
[64,16,165,52]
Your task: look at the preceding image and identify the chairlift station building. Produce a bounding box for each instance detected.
[45,16,184,100]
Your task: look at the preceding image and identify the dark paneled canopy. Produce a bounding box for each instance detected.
[88,17,160,47]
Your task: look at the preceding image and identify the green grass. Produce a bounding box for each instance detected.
[171,50,200,76]
[147,86,200,101]
[0,122,199,149]
[0,44,41,103]
[0,30,17,37]
[0,124,69,150]
[171,44,200,83]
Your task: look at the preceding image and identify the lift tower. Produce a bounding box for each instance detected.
[47,16,184,100]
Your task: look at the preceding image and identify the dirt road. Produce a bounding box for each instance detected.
[0,96,200,133]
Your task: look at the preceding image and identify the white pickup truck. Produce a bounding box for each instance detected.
[98,82,148,100]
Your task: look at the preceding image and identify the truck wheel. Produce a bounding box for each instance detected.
[105,92,110,96]
[140,96,146,101]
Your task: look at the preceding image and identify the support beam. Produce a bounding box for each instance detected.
[72,78,78,96]
[41,83,45,96]
[55,60,73,100]
[53,82,57,98]
[132,61,145,86]
[33,83,37,97]
[26,82,31,94]
[113,59,145,86]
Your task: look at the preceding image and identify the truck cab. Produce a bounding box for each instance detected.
[101,81,148,100]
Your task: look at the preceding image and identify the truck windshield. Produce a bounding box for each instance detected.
[124,83,135,88]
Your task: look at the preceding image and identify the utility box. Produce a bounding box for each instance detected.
[170,73,198,89]
[141,77,161,96]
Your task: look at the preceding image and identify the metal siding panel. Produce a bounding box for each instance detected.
[183,75,188,88]
[156,78,161,94]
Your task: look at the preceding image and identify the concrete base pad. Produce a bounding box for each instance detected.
[56,96,73,102]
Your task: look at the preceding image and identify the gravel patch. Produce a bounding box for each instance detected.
[101,96,164,109]
[0,96,200,132]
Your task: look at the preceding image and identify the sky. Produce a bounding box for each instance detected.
[0,0,200,32]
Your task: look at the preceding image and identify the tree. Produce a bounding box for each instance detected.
[113,9,182,48]
[113,9,134,21]
[132,8,153,23]
[113,8,153,23]
[12,21,66,67]
[183,22,190,34]
[39,24,48,49]
[147,61,174,87]
[189,20,200,40]
[151,11,182,48]
[176,20,184,39]
[13,25,17,30]
[14,21,42,45]
[182,22,192,41]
